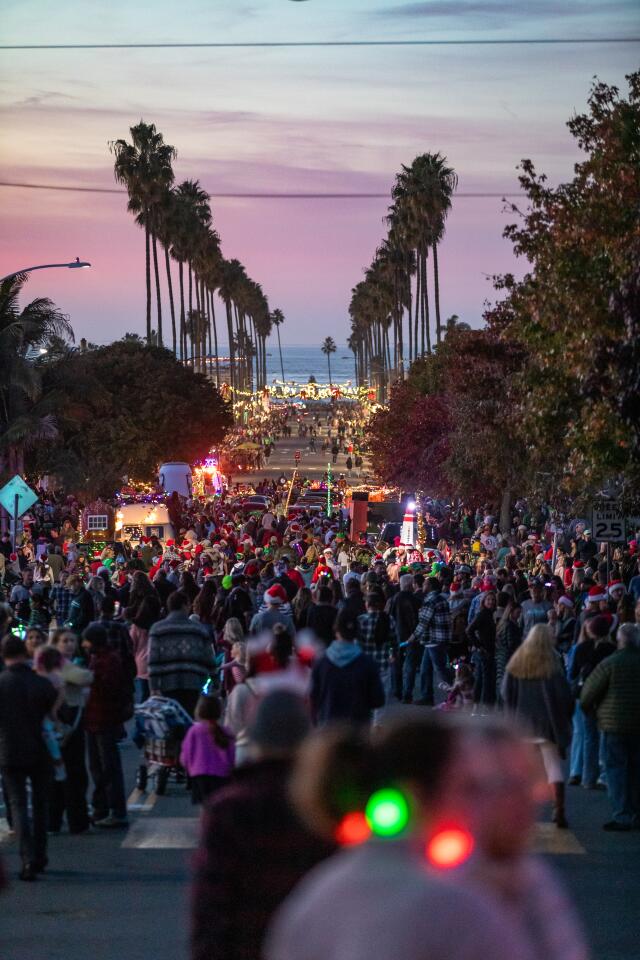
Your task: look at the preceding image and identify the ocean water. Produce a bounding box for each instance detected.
[264,344,357,387]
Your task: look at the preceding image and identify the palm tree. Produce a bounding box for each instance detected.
[389,152,457,352]
[321,336,337,386]
[110,122,176,343]
[271,308,285,382]
[0,275,73,477]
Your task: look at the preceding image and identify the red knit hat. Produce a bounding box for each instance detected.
[587,586,607,603]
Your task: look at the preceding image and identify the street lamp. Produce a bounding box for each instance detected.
[0,257,91,283]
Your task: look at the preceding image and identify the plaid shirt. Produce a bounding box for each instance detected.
[50,584,72,625]
[357,611,397,669]
[413,591,452,647]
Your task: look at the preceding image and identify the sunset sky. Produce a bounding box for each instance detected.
[1,1,638,347]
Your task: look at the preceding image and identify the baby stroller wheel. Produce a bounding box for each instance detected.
[136,764,148,791]
[156,767,170,795]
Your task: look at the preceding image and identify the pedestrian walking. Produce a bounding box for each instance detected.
[82,624,129,829]
[0,635,57,881]
[580,622,640,830]
[409,577,453,706]
[502,624,574,828]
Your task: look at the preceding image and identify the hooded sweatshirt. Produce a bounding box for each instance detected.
[310,641,384,726]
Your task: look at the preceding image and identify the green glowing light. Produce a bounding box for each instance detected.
[365,788,410,837]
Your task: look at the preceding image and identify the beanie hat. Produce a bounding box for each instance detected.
[587,586,607,603]
[247,689,310,752]
[265,584,287,605]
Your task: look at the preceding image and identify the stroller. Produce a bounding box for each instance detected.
[134,696,193,795]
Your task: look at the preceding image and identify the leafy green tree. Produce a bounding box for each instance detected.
[30,339,232,497]
[486,70,640,506]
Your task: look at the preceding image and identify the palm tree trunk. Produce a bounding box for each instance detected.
[276,325,285,383]
[225,299,235,394]
[414,253,420,357]
[209,290,220,387]
[144,216,151,342]
[151,231,163,346]
[164,246,177,355]
[420,254,426,356]
[178,261,186,360]
[433,242,441,345]
[327,354,332,386]
[424,254,431,354]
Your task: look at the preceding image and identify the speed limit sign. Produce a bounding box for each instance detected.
[591,505,626,542]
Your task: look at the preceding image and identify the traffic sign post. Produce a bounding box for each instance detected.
[0,475,39,550]
[591,503,627,542]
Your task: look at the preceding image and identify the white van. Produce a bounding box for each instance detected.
[115,503,176,546]
[158,462,193,498]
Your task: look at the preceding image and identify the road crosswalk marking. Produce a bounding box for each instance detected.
[117,815,585,854]
[121,816,199,849]
[533,823,586,855]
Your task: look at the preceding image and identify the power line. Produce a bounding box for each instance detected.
[1,37,639,50]
[0,180,524,199]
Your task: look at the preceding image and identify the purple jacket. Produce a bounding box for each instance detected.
[180,722,235,777]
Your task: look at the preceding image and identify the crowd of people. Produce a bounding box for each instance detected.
[1,417,640,957]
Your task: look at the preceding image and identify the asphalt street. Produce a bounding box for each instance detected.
[230,408,371,485]
[2,726,640,960]
[1,427,639,959]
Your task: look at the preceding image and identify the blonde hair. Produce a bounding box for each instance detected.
[223,617,245,646]
[506,624,560,680]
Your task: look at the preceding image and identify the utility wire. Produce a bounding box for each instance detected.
[0,181,523,199]
[1,38,639,50]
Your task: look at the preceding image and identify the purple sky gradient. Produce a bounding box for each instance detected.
[1,1,639,346]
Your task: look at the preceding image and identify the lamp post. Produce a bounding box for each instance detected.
[0,257,91,283]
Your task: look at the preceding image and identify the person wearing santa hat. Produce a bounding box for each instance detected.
[250,585,294,635]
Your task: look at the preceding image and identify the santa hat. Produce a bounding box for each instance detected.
[449,582,461,593]
[573,560,585,568]
[194,544,203,555]
[165,539,175,547]
[265,584,287,605]
[587,586,607,603]
[608,580,626,595]
[480,582,496,592]
[558,596,574,609]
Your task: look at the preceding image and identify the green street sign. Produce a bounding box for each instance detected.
[0,474,39,519]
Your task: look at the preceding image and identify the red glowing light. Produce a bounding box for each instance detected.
[426,828,474,869]
[335,811,371,846]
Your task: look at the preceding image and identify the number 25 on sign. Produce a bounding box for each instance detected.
[591,507,625,542]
